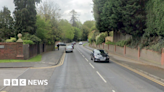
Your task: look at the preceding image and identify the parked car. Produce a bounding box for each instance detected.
[65,45,73,53]
[58,42,66,46]
[79,42,83,45]
[90,49,110,63]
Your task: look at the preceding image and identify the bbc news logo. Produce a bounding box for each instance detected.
[4,79,48,86]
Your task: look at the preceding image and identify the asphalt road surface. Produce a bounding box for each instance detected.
[2,44,164,92]
[47,44,164,92]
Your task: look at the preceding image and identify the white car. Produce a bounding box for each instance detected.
[65,45,73,53]
[79,42,83,45]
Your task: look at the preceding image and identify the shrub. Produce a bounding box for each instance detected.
[22,33,41,43]
[6,37,16,42]
[23,40,34,45]
[96,32,107,45]
[116,39,132,47]
[105,41,115,45]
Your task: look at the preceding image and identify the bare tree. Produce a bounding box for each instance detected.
[37,1,61,20]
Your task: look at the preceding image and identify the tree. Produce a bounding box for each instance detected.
[73,27,82,41]
[81,25,90,41]
[70,10,79,27]
[59,19,74,42]
[13,0,41,36]
[83,21,95,31]
[35,15,51,43]
[0,6,14,41]
[37,0,62,43]
[93,0,108,33]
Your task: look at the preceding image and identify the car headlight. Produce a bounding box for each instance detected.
[94,55,99,59]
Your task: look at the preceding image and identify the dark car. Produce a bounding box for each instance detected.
[90,49,110,63]
[58,42,66,46]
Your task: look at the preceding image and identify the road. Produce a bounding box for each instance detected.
[47,44,164,92]
[2,44,164,92]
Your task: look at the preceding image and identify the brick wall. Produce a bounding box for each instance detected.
[90,43,163,66]
[0,42,24,59]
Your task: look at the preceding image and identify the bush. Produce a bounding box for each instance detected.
[22,33,41,43]
[23,40,34,45]
[96,32,107,45]
[6,37,16,42]
[116,39,132,47]
[105,41,115,45]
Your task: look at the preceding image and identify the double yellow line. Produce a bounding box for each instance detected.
[30,52,66,69]
[84,46,164,87]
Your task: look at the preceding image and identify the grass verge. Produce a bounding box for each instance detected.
[83,43,87,46]
[0,54,42,63]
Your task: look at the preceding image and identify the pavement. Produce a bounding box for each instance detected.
[0,46,65,92]
[0,46,65,68]
[84,43,164,83]
[1,44,164,92]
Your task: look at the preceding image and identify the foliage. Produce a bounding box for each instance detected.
[59,19,74,41]
[14,0,41,35]
[93,0,146,37]
[96,32,107,45]
[88,27,99,43]
[6,37,16,42]
[93,0,109,33]
[0,54,42,63]
[37,0,62,43]
[81,25,90,41]
[22,33,41,43]
[116,40,129,47]
[0,6,14,41]
[23,40,34,45]
[73,27,82,41]
[83,21,95,31]
[35,15,50,43]
[105,41,115,45]
[144,0,164,37]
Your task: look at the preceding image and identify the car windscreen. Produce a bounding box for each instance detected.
[95,50,106,54]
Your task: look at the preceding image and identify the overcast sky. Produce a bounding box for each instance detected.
[0,0,94,24]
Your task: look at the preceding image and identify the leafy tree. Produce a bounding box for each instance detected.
[59,19,74,41]
[81,25,90,41]
[13,0,41,35]
[93,0,108,33]
[145,0,164,37]
[83,21,95,31]
[73,27,82,41]
[37,0,62,43]
[0,6,14,41]
[35,15,50,43]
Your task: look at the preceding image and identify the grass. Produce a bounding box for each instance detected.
[83,43,87,46]
[105,41,115,45]
[0,54,42,63]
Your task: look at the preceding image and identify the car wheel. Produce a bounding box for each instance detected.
[106,61,109,63]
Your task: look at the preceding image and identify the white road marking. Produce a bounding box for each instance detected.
[112,90,115,92]
[82,55,85,57]
[96,71,107,83]
[89,63,95,69]
[85,58,89,62]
